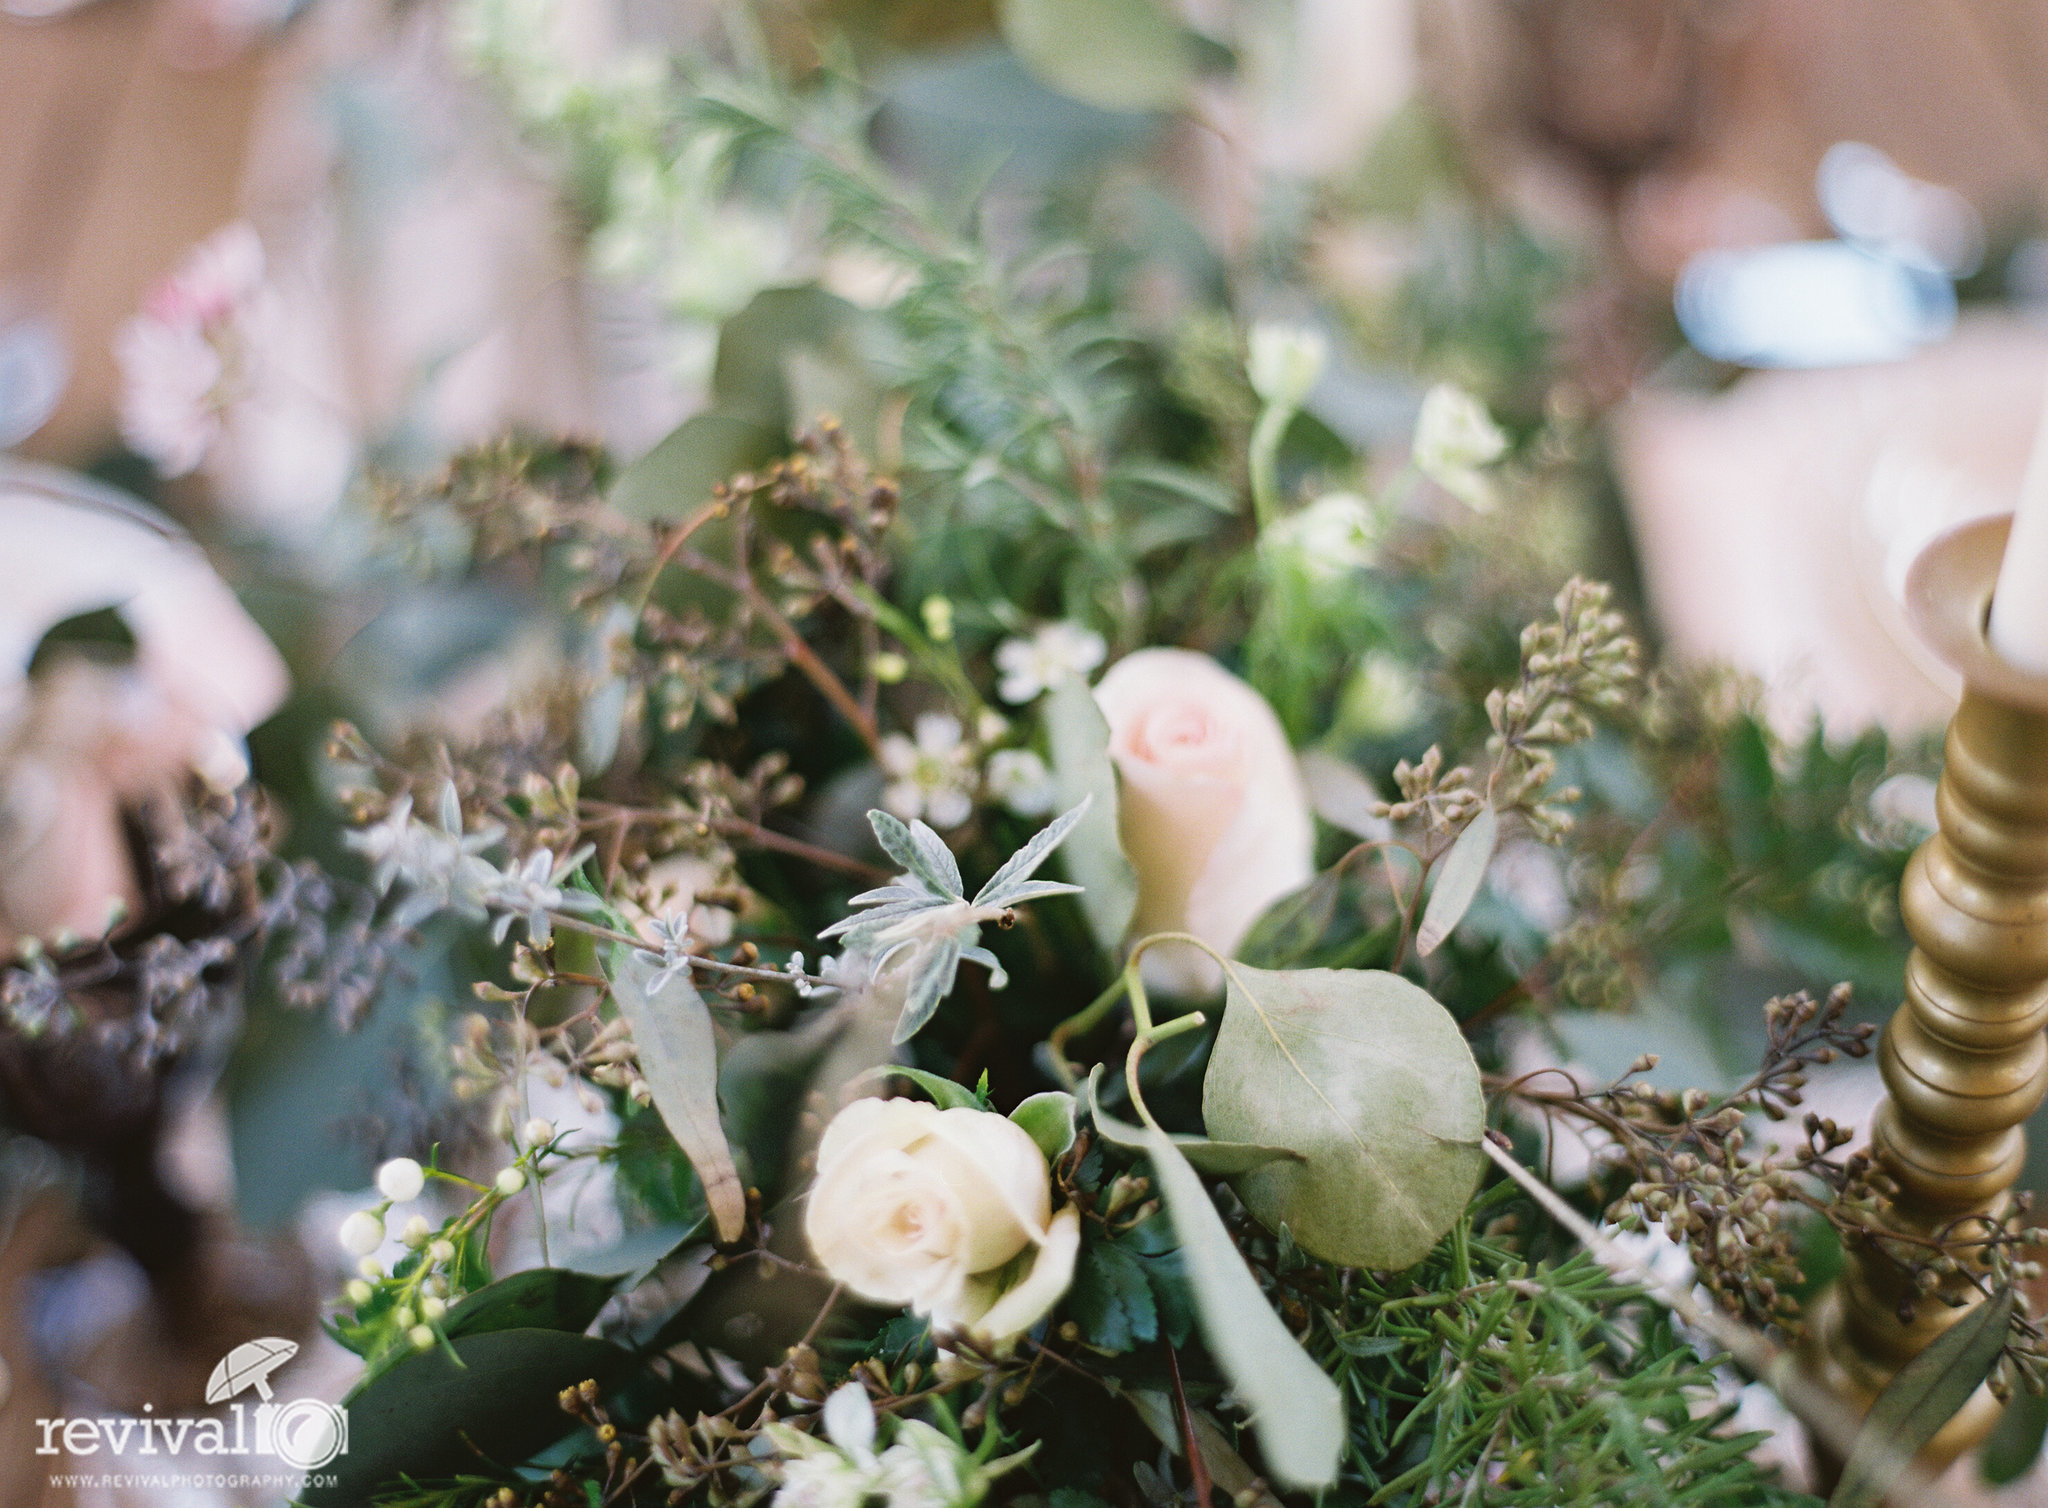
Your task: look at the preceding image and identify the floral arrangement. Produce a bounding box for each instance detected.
[12,6,2048,1508]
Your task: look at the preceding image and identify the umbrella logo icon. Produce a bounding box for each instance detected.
[204,1337,300,1404]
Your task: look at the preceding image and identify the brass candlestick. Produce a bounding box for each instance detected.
[1808,515,2048,1466]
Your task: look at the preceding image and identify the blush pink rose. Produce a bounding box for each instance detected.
[1094,648,1314,994]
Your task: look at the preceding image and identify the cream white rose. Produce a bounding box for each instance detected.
[804,1097,1080,1345]
[1094,648,1314,995]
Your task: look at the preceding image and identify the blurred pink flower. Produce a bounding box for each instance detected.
[114,222,269,477]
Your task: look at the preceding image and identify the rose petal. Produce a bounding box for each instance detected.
[969,1205,1082,1346]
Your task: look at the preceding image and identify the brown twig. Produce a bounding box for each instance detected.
[1167,1345,1215,1508]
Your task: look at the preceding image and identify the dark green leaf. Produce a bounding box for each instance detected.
[609,413,779,522]
[877,1065,985,1110]
[302,1329,633,1507]
[440,1268,621,1343]
[1982,1383,2048,1485]
[1831,1286,2014,1508]
[1070,1240,1158,1353]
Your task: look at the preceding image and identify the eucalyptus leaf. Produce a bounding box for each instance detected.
[1831,1285,2015,1508]
[1010,1090,1078,1160]
[998,0,1191,113]
[607,947,747,1243]
[609,412,779,522]
[1203,964,1484,1271]
[1086,1076,1343,1489]
[1172,1137,1305,1176]
[1417,803,1497,957]
[1045,673,1138,952]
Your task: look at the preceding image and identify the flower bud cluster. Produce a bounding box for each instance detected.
[1486,579,1641,841]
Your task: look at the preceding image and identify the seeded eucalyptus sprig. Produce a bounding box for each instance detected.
[1379,576,1641,844]
[820,800,1089,1043]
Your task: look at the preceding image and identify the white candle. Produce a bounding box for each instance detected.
[1991,375,2048,674]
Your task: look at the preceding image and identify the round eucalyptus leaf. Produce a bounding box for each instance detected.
[1202,963,1483,1271]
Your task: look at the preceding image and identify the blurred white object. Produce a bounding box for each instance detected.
[1989,376,2048,673]
[0,305,67,448]
[1816,142,1983,278]
[0,464,288,945]
[1676,241,1955,369]
[1612,317,2048,735]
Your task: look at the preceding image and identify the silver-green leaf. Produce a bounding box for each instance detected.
[606,947,747,1243]
[1087,1076,1343,1489]
[997,0,1191,113]
[1417,803,1497,957]
[1045,674,1138,953]
[1203,964,1484,1271]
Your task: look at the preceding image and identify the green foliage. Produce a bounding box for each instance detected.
[303,1330,632,1508]
[997,0,1194,112]
[606,946,746,1242]
[1202,964,1484,1271]
[1297,1198,1819,1505]
[1831,1287,2014,1508]
[1090,1082,1347,1489]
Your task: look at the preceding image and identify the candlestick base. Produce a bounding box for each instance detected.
[1807,514,2048,1473]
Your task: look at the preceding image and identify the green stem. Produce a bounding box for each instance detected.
[1247,399,1294,532]
[1047,969,1133,1089]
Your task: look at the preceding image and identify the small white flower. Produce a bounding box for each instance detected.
[1264,491,1378,579]
[1412,383,1508,511]
[338,1210,385,1257]
[880,714,978,830]
[774,1453,878,1508]
[820,1383,877,1462]
[1336,653,1424,740]
[1247,321,1328,409]
[993,622,1107,705]
[376,1157,426,1203]
[428,1239,457,1264]
[641,910,697,994]
[482,845,602,945]
[877,1421,978,1508]
[400,1214,434,1248]
[523,1117,557,1148]
[985,749,1057,817]
[344,1279,374,1306]
[420,1294,447,1321]
[346,784,506,929]
[408,1325,436,1351]
[495,1167,526,1196]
